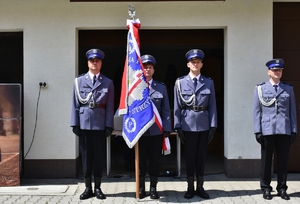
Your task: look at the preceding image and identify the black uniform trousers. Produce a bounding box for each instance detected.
[260,134,290,192]
[79,130,106,178]
[139,134,162,177]
[184,130,209,177]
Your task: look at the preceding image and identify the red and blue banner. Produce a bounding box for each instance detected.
[118,19,155,148]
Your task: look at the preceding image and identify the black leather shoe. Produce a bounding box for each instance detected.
[184,189,194,199]
[263,190,272,200]
[94,188,106,199]
[277,190,290,200]
[149,187,160,199]
[79,187,94,200]
[195,187,209,199]
[139,188,146,199]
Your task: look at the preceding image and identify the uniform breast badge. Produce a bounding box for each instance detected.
[89,101,95,109]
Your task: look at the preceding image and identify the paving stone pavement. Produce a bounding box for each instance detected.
[1,173,300,204]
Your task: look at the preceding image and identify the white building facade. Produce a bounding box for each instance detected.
[0,0,299,178]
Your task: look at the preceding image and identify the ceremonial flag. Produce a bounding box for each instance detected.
[118,19,155,148]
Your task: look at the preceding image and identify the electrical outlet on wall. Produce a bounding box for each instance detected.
[39,82,47,87]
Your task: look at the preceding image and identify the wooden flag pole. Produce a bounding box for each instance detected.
[135,141,140,199]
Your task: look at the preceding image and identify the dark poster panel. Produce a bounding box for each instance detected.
[0,84,22,186]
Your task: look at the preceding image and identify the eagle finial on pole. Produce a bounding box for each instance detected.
[128,4,136,20]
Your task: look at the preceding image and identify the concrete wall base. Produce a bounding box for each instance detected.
[224,157,261,178]
[23,158,79,179]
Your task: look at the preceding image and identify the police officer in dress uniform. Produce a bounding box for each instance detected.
[253,58,297,200]
[139,54,172,199]
[70,49,114,200]
[174,49,217,199]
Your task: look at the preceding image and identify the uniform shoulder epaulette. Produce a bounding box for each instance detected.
[176,76,185,81]
[282,82,292,86]
[76,73,85,78]
[100,74,108,78]
[155,81,165,85]
[256,82,265,86]
[202,75,212,80]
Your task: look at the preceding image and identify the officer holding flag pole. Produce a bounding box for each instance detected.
[118,5,165,199]
[138,54,172,199]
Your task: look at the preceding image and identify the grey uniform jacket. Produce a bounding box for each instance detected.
[253,80,297,136]
[70,72,114,130]
[174,75,217,132]
[143,80,172,136]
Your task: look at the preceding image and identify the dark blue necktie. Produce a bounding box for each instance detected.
[193,78,197,89]
[93,75,97,85]
[273,84,278,92]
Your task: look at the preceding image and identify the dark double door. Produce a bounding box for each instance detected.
[79,29,225,173]
[274,3,300,172]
